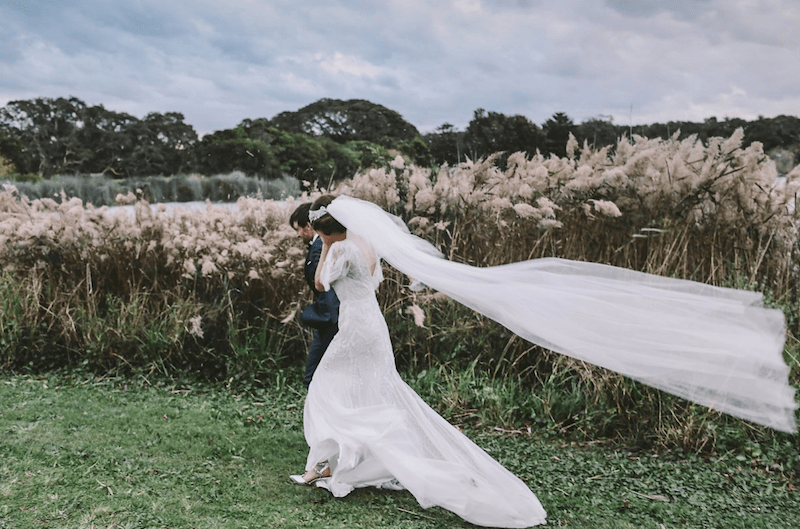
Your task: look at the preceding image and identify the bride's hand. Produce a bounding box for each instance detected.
[315,238,330,291]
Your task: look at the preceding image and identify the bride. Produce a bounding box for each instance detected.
[291,194,795,527]
[291,194,547,527]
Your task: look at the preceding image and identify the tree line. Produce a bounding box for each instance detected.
[2,96,799,184]
[0,97,415,185]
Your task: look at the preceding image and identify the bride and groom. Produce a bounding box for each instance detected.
[288,194,795,528]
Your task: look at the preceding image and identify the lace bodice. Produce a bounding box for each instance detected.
[320,237,383,303]
[315,236,393,378]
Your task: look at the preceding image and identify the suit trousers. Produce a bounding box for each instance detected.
[303,324,338,388]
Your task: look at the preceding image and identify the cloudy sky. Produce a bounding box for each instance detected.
[1,0,799,137]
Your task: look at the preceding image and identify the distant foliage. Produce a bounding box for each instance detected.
[269,98,420,146]
[423,111,800,170]
[0,97,197,178]
[2,97,798,188]
[194,127,281,178]
[7,173,300,207]
[464,109,544,166]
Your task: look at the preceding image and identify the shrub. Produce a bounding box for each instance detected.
[6,172,300,207]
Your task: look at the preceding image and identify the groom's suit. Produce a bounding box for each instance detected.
[299,235,339,388]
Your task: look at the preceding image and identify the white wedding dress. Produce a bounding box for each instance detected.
[302,235,547,528]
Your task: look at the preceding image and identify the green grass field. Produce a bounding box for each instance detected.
[1,370,797,529]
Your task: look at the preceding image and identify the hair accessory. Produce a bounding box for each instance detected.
[309,206,328,223]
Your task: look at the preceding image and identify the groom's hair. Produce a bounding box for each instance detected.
[290,202,312,228]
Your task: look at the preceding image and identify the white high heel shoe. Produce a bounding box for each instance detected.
[290,461,330,485]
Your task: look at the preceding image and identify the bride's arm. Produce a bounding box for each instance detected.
[314,241,330,292]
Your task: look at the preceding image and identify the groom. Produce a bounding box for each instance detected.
[290,203,339,388]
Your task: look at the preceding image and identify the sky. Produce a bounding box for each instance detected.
[1,0,799,137]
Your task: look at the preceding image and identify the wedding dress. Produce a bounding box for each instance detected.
[303,235,547,528]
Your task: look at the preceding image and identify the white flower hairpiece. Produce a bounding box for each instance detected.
[308,206,328,223]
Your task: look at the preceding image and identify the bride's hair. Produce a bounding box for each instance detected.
[311,195,346,235]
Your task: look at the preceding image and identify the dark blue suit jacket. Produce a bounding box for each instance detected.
[300,237,340,329]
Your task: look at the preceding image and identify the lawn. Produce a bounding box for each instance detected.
[1,370,797,529]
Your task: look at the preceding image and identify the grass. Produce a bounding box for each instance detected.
[1,370,797,529]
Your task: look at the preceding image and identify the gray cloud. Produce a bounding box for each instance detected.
[0,0,798,136]
[603,0,715,21]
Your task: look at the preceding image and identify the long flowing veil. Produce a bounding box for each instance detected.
[326,195,797,433]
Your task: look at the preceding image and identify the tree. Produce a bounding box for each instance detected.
[72,104,138,176]
[465,109,544,163]
[239,118,359,184]
[397,136,433,167]
[194,127,279,178]
[745,115,800,152]
[238,118,273,143]
[267,127,329,181]
[0,130,26,175]
[345,140,393,169]
[423,123,466,166]
[573,116,621,149]
[0,98,201,178]
[124,112,198,176]
[238,118,390,184]
[269,98,419,147]
[0,96,89,177]
[542,112,576,158]
[318,138,361,185]
[706,117,748,142]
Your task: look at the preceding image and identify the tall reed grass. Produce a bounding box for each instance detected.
[1,129,798,449]
[0,186,308,378]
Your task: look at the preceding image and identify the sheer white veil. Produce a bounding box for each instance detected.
[326,196,797,433]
